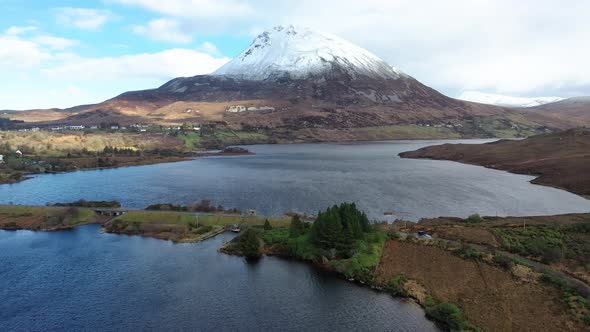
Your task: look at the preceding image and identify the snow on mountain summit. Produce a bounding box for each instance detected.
[213,25,402,81]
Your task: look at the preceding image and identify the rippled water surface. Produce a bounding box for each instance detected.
[2,140,589,220]
[0,226,438,331]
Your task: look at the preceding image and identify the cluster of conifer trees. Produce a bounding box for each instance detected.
[102,146,139,156]
[310,203,370,250]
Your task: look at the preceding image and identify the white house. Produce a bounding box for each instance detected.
[15,150,23,157]
[0,155,4,163]
[226,105,246,113]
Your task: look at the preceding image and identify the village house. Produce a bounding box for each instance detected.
[94,208,127,217]
[226,105,246,113]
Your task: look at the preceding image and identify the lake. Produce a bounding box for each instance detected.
[1,140,589,220]
[0,225,438,331]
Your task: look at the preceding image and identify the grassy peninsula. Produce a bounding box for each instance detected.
[0,205,99,231]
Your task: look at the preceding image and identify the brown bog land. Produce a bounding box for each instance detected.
[400,128,590,198]
[376,240,584,331]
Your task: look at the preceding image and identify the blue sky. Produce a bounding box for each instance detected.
[1,0,589,109]
[2,0,249,57]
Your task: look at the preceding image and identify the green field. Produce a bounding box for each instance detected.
[115,210,288,227]
[179,130,270,149]
[0,205,96,227]
[0,205,60,217]
[214,130,270,144]
[178,132,202,149]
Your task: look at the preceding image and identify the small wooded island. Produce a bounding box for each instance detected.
[1,201,589,331]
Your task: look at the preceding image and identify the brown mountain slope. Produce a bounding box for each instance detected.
[517,97,590,129]
[400,127,590,197]
[8,74,544,139]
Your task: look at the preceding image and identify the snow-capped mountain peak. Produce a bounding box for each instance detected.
[213,25,402,81]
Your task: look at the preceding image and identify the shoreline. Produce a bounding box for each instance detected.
[216,214,590,331]
[401,154,590,200]
[401,153,590,200]
[0,150,252,186]
[241,135,497,147]
[0,175,33,186]
[398,129,590,200]
[0,137,499,187]
[2,205,589,330]
[0,156,188,186]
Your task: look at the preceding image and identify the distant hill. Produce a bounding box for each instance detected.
[517,97,590,129]
[400,127,590,197]
[458,91,563,107]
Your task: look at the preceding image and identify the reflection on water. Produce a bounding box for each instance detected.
[0,226,438,331]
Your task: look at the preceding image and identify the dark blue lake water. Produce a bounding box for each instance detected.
[0,226,438,331]
[1,140,589,220]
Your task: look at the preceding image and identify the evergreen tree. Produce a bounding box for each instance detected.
[263,219,272,230]
[289,215,305,237]
[311,203,371,250]
[312,207,342,249]
[240,229,261,259]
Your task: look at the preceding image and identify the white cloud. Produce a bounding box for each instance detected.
[56,7,112,30]
[2,83,101,110]
[5,26,37,35]
[33,35,79,50]
[0,28,78,71]
[0,35,51,69]
[132,18,193,43]
[197,41,220,55]
[111,0,590,97]
[114,0,253,17]
[42,48,230,81]
[267,0,590,97]
[457,91,564,108]
[0,23,229,109]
